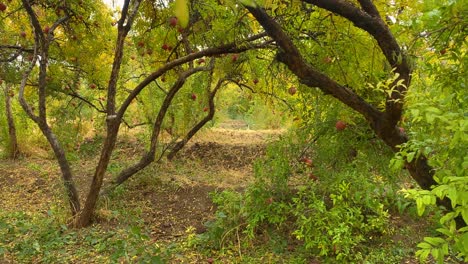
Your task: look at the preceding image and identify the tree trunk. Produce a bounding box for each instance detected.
[378,128,465,227]
[74,1,143,227]
[167,78,223,160]
[75,121,120,228]
[3,85,20,159]
[242,3,434,189]
[40,122,81,215]
[243,4,465,227]
[109,66,211,190]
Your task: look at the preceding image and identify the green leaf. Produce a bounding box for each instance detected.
[425,106,442,114]
[422,194,434,205]
[431,248,440,263]
[417,242,432,249]
[460,207,468,224]
[390,158,405,171]
[454,233,468,257]
[239,0,257,7]
[436,227,452,237]
[411,109,420,118]
[417,248,430,262]
[424,236,446,246]
[416,198,425,216]
[446,188,459,208]
[426,113,436,123]
[432,185,449,198]
[440,212,455,224]
[442,243,449,255]
[175,0,190,28]
[407,152,416,162]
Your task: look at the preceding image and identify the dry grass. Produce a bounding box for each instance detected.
[0,123,283,238]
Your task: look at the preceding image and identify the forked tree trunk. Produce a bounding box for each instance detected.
[166,78,223,160]
[74,29,130,228]
[109,65,212,190]
[18,0,276,228]
[75,0,143,227]
[39,122,81,215]
[19,0,81,217]
[75,122,120,227]
[244,2,466,228]
[3,85,20,159]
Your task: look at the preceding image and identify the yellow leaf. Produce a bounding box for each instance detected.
[175,0,189,28]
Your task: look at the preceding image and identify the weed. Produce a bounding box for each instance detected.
[201,125,421,262]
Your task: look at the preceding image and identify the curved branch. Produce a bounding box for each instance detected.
[115,32,269,121]
[0,45,34,62]
[228,78,294,111]
[167,69,224,160]
[20,0,81,216]
[357,0,381,18]
[244,6,382,124]
[21,0,46,45]
[244,2,463,227]
[18,47,40,123]
[108,64,214,189]
[66,91,106,113]
[303,0,411,126]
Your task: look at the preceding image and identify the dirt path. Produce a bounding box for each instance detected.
[169,126,283,185]
[128,123,284,240]
[0,121,283,244]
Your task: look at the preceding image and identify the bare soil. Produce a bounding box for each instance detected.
[121,125,283,240]
[0,122,282,244]
[1,122,446,263]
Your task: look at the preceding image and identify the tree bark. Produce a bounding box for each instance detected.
[40,122,82,215]
[75,121,120,227]
[20,0,81,216]
[16,0,280,228]
[303,0,411,130]
[109,65,212,189]
[244,3,465,227]
[74,0,142,227]
[73,32,271,226]
[166,78,224,160]
[3,84,20,159]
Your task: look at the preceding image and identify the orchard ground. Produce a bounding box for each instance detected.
[0,120,459,263]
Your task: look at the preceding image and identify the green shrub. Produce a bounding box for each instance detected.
[0,209,168,263]
[393,3,468,261]
[292,178,389,261]
[203,124,400,262]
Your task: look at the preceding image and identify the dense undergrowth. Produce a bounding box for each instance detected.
[0,187,170,263]
[0,124,462,263]
[183,123,464,263]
